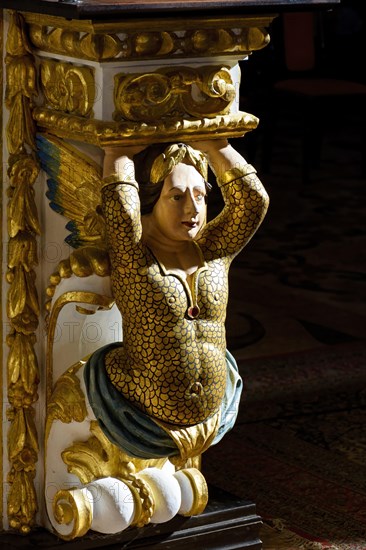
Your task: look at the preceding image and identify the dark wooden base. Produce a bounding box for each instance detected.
[0,486,262,549]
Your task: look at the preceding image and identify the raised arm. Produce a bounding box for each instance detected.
[101,145,145,267]
[192,139,269,260]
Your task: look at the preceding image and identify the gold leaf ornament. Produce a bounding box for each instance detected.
[8,409,26,459]
[6,93,36,154]
[10,306,39,336]
[8,470,38,533]
[8,179,41,237]
[23,409,40,454]
[5,56,37,105]
[7,333,39,389]
[5,10,40,533]
[8,155,39,186]
[7,266,27,319]
[24,269,40,317]
[47,363,88,437]
[7,266,39,319]
[6,12,32,57]
[8,410,39,463]
[61,421,135,484]
[7,233,38,271]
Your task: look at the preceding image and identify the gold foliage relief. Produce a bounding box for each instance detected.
[114,67,235,121]
[5,11,40,533]
[40,60,95,117]
[61,420,135,485]
[61,419,165,483]
[6,89,36,155]
[46,362,87,441]
[7,155,40,237]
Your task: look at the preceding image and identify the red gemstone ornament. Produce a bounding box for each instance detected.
[187,305,200,319]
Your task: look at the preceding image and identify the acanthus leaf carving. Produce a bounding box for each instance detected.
[7,470,38,533]
[5,56,37,105]
[7,333,39,395]
[6,93,36,154]
[46,363,88,442]
[8,180,41,237]
[6,12,33,57]
[7,232,38,271]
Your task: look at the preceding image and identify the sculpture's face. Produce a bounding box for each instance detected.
[152,162,207,242]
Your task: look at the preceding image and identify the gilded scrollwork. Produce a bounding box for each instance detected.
[5,11,40,533]
[113,67,235,121]
[40,59,95,117]
[52,489,93,540]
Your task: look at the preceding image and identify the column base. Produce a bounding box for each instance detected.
[0,486,262,549]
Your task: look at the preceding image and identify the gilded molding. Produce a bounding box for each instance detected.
[5,11,40,533]
[114,67,235,121]
[23,13,274,62]
[40,59,95,117]
[33,109,258,146]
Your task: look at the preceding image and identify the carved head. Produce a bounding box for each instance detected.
[134,142,210,215]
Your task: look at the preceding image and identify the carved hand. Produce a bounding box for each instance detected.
[187,139,249,178]
[102,145,146,179]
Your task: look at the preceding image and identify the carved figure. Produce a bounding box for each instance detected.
[40,136,269,539]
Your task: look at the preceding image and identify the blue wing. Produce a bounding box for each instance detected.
[37,133,104,248]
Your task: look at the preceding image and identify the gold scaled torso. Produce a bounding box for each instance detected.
[102,173,263,426]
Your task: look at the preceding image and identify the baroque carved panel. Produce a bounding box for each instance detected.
[113,67,235,121]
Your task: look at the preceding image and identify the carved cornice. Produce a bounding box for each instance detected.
[22,12,273,61]
[32,108,259,146]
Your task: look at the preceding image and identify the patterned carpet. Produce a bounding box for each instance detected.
[203,101,366,549]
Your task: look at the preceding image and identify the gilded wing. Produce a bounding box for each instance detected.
[36,133,105,248]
